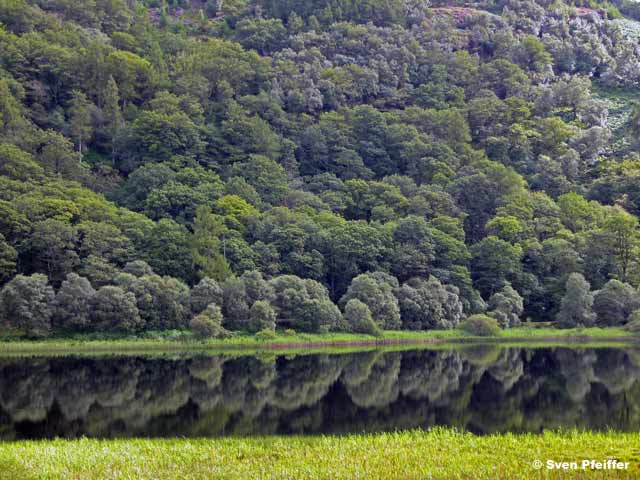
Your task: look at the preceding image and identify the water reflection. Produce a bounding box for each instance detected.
[1,347,640,439]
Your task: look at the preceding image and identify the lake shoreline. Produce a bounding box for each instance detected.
[0,327,638,355]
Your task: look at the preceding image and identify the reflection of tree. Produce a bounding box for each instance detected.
[55,364,96,420]
[189,356,225,389]
[1,347,640,438]
[593,349,640,394]
[343,353,400,408]
[556,348,597,402]
[273,355,347,411]
[341,351,383,387]
[92,360,139,407]
[0,359,54,422]
[398,350,464,403]
[459,345,501,368]
[486,349,524,392]
[0,410,15,440]
[125,360,192,427]
[218,358,272,418]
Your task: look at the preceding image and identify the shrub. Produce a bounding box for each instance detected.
[190,304,229,339]
[344,299,382,336]
[460,314,501,337]
[283,329,296,336]
[255,328,278,341]
[249,300,276,332]
[625,310,640,333]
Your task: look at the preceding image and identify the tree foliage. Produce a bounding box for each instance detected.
[344,298,381,336]
[190,304,229,339]
[0,274,54,338]
[556,273,596,328]
[2,0,640,336]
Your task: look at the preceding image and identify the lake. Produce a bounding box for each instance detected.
[1,346,639,440]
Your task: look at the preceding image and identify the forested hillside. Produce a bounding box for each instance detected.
[3,0,640,337]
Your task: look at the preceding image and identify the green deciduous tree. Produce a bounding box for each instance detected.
[0,144,43,181]
[0,274,54,338]
[0,233,17,284]
[29,219,79,285]
[190,304,229,339]
[103,75,123,164]
[90,285,142,332]
[143,219,193,281]
[190,277,223,315]
[131,109,204,164]
[269,274,341,332]
[593,279,640,326]
[233,154,288,205]
[222,270,274,330]
[106,50,152,105]
[222,277,249,330]
[340,272,400,330]
[68,91,93,160]
[191,206,232,282]
[326,221,392,297]
[114,272,191,330]
[38,130,77,177]
[344,298,380,336]
[602,207,639,283]
[390,216,435,282]
[471,236,523,298]
[398,276,464,330]
[53,273,96,330]
[556,273,596,328]
[485,216,524,243]
[487,284,523,329]
[249,300,277,332]
[296,298,344,333]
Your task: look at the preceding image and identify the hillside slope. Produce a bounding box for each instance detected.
[2,0,640,336]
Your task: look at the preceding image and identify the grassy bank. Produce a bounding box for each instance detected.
[1,429,639,479]
[0,327,637,356]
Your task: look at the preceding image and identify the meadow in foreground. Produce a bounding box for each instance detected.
[1,429,639,480]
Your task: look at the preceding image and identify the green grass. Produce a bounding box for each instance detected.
[497,325,632,338]
[0,327,636,357]
[1,429,639,479]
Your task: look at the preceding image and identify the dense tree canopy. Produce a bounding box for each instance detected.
[2,0,640,335]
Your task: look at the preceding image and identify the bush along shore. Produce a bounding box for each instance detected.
[0,327,637,356]
[3,264,640,347]
[1,429,639,480]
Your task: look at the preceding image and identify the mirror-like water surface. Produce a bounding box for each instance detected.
[1,347,639,440]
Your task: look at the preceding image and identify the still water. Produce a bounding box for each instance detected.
[1,347,639,440]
